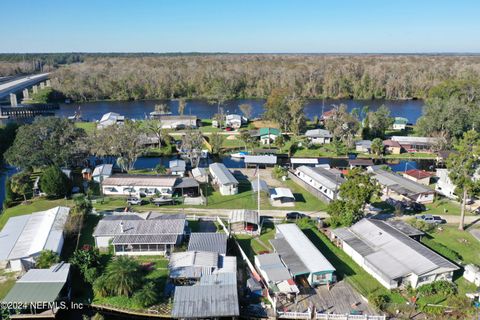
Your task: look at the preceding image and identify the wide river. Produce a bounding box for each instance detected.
[55,98,425,122]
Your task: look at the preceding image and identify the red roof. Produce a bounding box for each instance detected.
[287,278,295,285]
[383,139,401,148]
[321,109,335,119]
[404,169,434,180]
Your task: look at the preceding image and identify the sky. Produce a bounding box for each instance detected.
[2,0,480,53]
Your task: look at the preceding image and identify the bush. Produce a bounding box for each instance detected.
[3,178,16,208]
[70,245,101,283]
[40,166,71,198]
[417,280,457,297]
[407,218,435,233]
[272,165,288,179]
[368,292,389,311]
[133,282,158,307]
[36,250,60,268]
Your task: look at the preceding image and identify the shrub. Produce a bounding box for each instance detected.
[40,166,71,198]
[368,293,389,311]
[133,282,158,307]
[421,238,462,262]
[272,165,288,179]
[407,218,435,233]
[36,250,60,268]
[417,280,457,297]
[3,178,16,208]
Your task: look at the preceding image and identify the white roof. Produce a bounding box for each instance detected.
[270,187,295,200]
[290,158,319,164]
[209,163,238,186]
[229,209,259,225]
[19,263,71,283]
[391,136,440,144]
[93,164,113,177]
[2,207,70,261]
[244,155,277,165]
[276,224,335,273]
[296,165,344,190]
[169,159,186,171]
[0,215,30,261]
[305,129,332,138]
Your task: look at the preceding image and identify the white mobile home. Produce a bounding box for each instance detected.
[331,219,458,289]
[101,174,178,197]
[209,162,239,195]
[305,129,333,145]
[293,165,344,201]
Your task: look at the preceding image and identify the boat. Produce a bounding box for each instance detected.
[230,151,249,159]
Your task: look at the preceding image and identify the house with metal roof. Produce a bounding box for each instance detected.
[93,213,187,255]
[355,140,372,154]
[229,209,260,234]
[289,157,320,169]
[98,112,125,128]
[244,155,277,168]
[384,220,425,241]
[169,250,236,280]
[270,224,336,287]
[251,127,281,145]
[152,115,199,129]
[208,162,239,195]
[2,263,71,317]
[254,253,299,295]
[393,117,408,130]
[225,114,244,129]
[0,206,70,272]
[293,165,344,202]
[171,272,239,318]
[331,219,458,289]
[269,187,295,207]
[92,163,113,183]
[305,129,333,145]
[368,166,435,204]
[391,136,440,153]
[435,168,457,199]
[169,159,186,176]
[101,174,178,197]
[188,233,228,255]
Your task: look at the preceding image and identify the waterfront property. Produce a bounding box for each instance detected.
[435,168,457,199]
[2,263,71,317]
[331,219,459,289]
[92,212,187,255]
[251,127,281,145]
[244,154,278,168]
[209,162,239,196]
[152,115,199,129]
[305,129,333,145]
[392,117,408,130]
[292,165,344,202]
[355,140,372,153]
[401,169,433,185]
[348,158,374,169]
[368,166,435,204]
[0,206,70,272]
[169,159,186,176]
[171,272,239,319]
[97,112,125,128]
[192,167,209,183]
[289,157,320,169]
[92,164,113,183]
[391,136,440,153]
[187,232,228,256]
[225,114,244,129]
[270,224,336,287]
[101,174,177,197]
[383,139,402,155]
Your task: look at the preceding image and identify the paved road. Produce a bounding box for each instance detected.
[0,73,50,99]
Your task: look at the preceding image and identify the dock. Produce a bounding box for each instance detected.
[0,103,59,118]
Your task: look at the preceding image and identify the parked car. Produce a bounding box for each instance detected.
[127,197,142,205]
[416,214,446,224]
[405,201,426,212]
[286,212,309,220]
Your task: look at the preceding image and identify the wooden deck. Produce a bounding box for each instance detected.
[278,280,377,316]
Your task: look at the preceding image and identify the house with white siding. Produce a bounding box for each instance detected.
[305,129,333,145]
[331,219,458,289]
[293,165,344,201]
[209,163,239,195]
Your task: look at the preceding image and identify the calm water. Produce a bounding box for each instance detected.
[55,98,425,123]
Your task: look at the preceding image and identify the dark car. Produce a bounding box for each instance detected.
[405,201,426,212]
[286,212,309,220]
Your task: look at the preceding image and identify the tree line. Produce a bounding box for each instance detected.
[50,54,480,102]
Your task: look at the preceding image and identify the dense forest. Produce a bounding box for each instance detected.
[48,54,480,101]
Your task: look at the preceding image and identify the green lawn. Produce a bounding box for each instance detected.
[0,270,16,299]
[282,179,328,212]
[74,122,97,135]
[0,198,74,229]
[425,198,472,216]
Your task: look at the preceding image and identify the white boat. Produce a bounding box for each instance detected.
[230,151,248,159]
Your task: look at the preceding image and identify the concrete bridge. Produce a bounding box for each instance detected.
[0,73,50,101]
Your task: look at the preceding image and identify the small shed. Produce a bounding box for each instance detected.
[229,209,260,234]
[355,140,372,153]
[192,167,208,183]
[270,187,295,207]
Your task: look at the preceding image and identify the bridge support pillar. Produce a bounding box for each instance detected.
[46,79,51,87]
[23,89,30,100]
[9,93,17,107]
[33,85,38,94]
[40,82,45,90]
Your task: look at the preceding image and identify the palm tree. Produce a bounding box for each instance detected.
[103,256,141,296]
[134,282,158,307]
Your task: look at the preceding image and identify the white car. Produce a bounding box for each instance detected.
[127,197,142,205]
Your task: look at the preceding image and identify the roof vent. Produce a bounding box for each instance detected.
[120,221,124,233]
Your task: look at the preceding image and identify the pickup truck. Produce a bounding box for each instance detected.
[416,214,446,224]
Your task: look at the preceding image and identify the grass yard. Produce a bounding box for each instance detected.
[74,122,97,135]
[282,179,329,212]
[0,198,74,229]
[425,198,472,216]
[0,270,16,299]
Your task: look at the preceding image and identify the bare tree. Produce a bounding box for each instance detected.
[180,128,204,167]
[178,98,187,115]
[239,103,252,120]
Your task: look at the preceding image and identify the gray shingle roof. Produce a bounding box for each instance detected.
[305,129,333,138]
[369,167,432,196]
[188,233,228,255]
[209,163,238,185]
[112,234,178,244]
